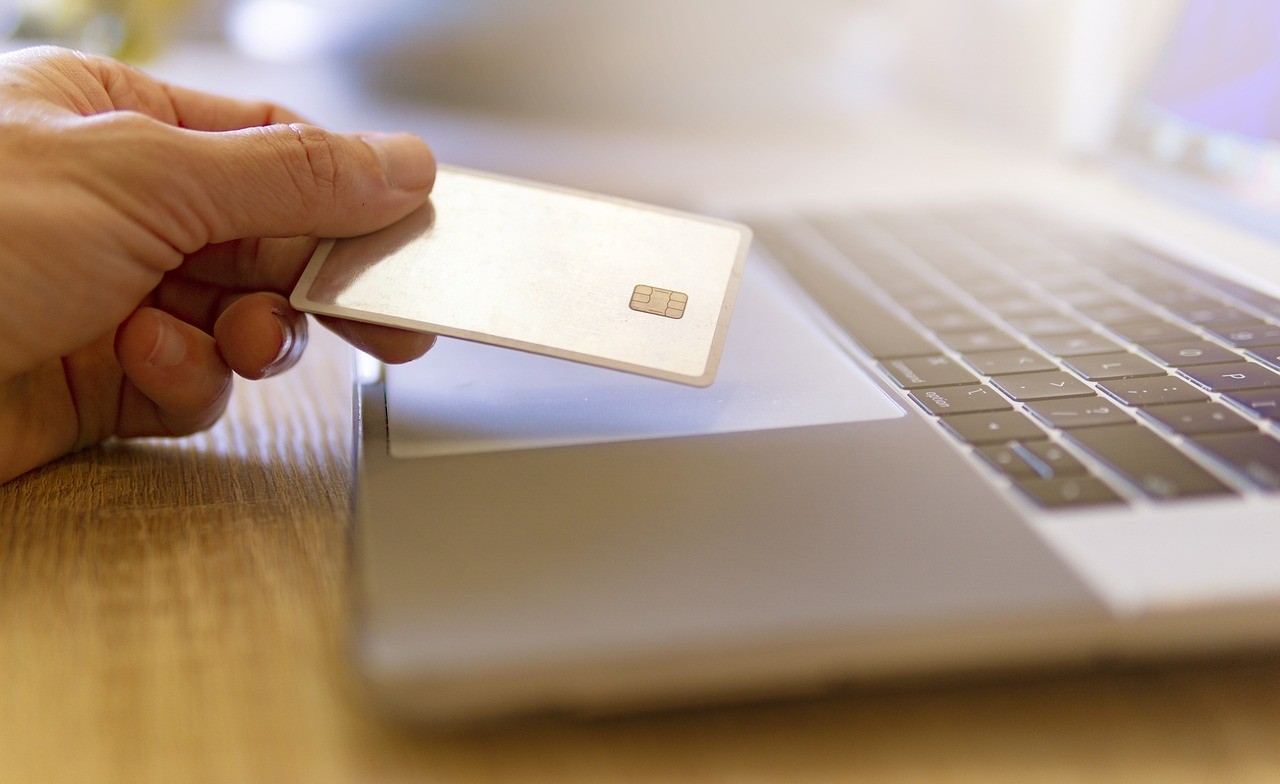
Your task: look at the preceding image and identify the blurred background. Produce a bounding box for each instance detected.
[14,1,1274,214]
[0,0,1178,147]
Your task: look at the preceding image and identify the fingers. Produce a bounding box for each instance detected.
[20,45,310,130]
[114,307,232,438]
[174,124,436,246]
[166,238,438,366]
[207,290,434,369]
[213,293,308,380]
[317,317,437,365]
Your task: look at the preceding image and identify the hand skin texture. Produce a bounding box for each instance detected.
[0,46,438,483]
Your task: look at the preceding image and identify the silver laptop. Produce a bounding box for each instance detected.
[348,1,1280,723]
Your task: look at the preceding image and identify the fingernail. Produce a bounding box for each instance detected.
[147,318,186,369]
[362,132,435,191]
[262,312,296,376]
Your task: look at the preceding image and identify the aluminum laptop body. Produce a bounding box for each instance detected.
[347,2,1280,723]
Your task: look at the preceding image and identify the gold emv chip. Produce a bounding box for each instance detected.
[630,285,687,319]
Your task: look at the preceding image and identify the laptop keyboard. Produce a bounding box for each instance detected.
[751,207,1280,510]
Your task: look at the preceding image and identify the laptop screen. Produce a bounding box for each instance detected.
[1120,0,1280,210]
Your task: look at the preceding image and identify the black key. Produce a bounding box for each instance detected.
[962,348,1057,376]
[1022,441,1089,477]
[916,309,990,332]
[1107,319,1196,345]
[908,385,1013,416]
[1075,300,1152,324]
[1056,286,1118,308]
[1014,476,1124,508]
[1246,347,1280,372]
[1140,402,1257,436]
[1174,306,1254,326]
[1004,313,1087,337]
[1180,362,1280,392]
[991,371,1093,401]
[1222,388,1280,420]
[940,411,1045,444]
[1193,432,1280,490]
[1097,377,1209,407]
[1063,352,1164,380]
[977,440,1086,480]
[1148,289,1220,309]
[1034,271,1092,291]
[939,329,1024,353]
[879,356,980,389]
[957,279,1021,299]
[895,290,959,314]
[1025,396,1134,429]
[987,296,1054,318]
[1141,340,1242,367]
[1205,321,1280,348]
[1237,291,1280,319]
[1065,425,1233,499]
[759,230,938,359]
[1035,332,1122,357]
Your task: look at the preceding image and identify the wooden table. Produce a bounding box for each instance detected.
[4,328,1280,783]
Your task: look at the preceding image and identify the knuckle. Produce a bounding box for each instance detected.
[281,122,341,206]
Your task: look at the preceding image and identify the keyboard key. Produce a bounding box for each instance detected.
[1174,306,1254,326]
[1204,321,1280,348]
[1021,440,1089,477]
[1246,347,1280,371]
[977,440,1086,480]
[1192,432,1280,490]
[1222,388,1280,420]
[1014,476,1124,508]
[1003,313,1087,337]
[1140,402,1257,436]
[1063,352,1164,380]
[939,329,1024,353]
[1097,377,1209,406]
[1075,300,1152,324]
[1148,289,1221,309]
[1107,320,1196,345]
[940,411,1045,444]
[961,349,1056,376]
[916,309,991,332]
[987,296,1055,318]
[991,371,1093,401]
[1056,286,1119,308]
[1065,425,1233,499]
[1035,332,1122,357]
[957,279,1022,299]
[1025,396,1134,429]
[758,229,938,359]
[1140,340,1242,367]
[895,290,959,314]
[908,385,1013,416]
[879,356,980,389]
[1179,362,1280,392]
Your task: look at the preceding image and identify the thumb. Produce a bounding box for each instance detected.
[175,124,435,245]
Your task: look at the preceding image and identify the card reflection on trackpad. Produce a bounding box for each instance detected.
[385,260,903,459]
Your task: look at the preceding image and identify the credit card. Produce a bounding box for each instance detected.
[290,166,751,386]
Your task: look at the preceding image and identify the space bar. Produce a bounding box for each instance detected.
[759,233,937,358]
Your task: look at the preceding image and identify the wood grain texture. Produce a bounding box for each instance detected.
[3,328,1280,783]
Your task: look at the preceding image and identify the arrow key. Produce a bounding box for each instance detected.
[991,371,1093,401]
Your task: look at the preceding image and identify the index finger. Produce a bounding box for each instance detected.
[67,47,310,129]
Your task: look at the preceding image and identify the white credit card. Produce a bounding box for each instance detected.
[289,166,752,386]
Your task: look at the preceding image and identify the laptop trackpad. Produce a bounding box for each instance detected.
[385,259,904,458]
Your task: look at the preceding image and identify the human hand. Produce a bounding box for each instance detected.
[0,46,438,483]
